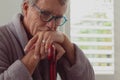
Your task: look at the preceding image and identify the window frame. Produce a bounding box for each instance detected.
[62,0,120,79]
[114,0,120,80]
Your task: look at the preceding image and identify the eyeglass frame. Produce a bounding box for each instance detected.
[32,4,67,26]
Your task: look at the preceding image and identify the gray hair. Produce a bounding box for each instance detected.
[22,0,67,14]
[23,0,67,6]
[21,0,38,14]
[22,0,38,5]
[58,0,68,6]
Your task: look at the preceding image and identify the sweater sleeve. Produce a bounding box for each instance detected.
[0,37,32,80]
[0,50,33,80]
[57,44,95,80]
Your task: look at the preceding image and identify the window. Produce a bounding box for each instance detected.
[70,0,114,75]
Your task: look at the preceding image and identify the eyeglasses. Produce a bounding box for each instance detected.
[33,4,67,26]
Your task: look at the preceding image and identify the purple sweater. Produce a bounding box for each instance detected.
[0,14,95,80]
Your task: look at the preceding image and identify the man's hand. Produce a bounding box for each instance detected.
[21,31,66,75]
[24,31,65,60]
[22,31,75,75]
[22,43,40,75]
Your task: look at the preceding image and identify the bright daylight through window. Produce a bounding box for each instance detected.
[70,0,114,74]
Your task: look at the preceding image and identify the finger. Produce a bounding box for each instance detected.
[25,44,36,54]
[45,37,53,53]
[42,31,51,53]
[34,33,44,60]
[54,43,65,61]
[24,34,38,52]
[40,42,47,60]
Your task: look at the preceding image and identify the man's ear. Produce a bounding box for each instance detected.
[22,2,29,16]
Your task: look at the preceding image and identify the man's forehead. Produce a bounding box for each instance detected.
[37,0,67,16]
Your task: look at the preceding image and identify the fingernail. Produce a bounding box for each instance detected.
[34,54,40,60]
[24,48,28,53]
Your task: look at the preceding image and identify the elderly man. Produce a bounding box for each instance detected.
[0,0,95,80]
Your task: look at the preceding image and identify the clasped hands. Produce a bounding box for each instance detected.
[24,31,66,61]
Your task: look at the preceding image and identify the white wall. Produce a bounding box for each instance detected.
[0,0,22,24]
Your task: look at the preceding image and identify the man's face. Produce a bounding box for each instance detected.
[23,0,67,36]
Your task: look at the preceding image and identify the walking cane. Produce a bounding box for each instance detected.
[47,45,56,80]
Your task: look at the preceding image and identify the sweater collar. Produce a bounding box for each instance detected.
[12,13,28,49]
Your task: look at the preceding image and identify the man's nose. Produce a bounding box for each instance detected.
[46,19,57,31]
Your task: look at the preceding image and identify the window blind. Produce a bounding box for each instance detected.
[70,0,114,74]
